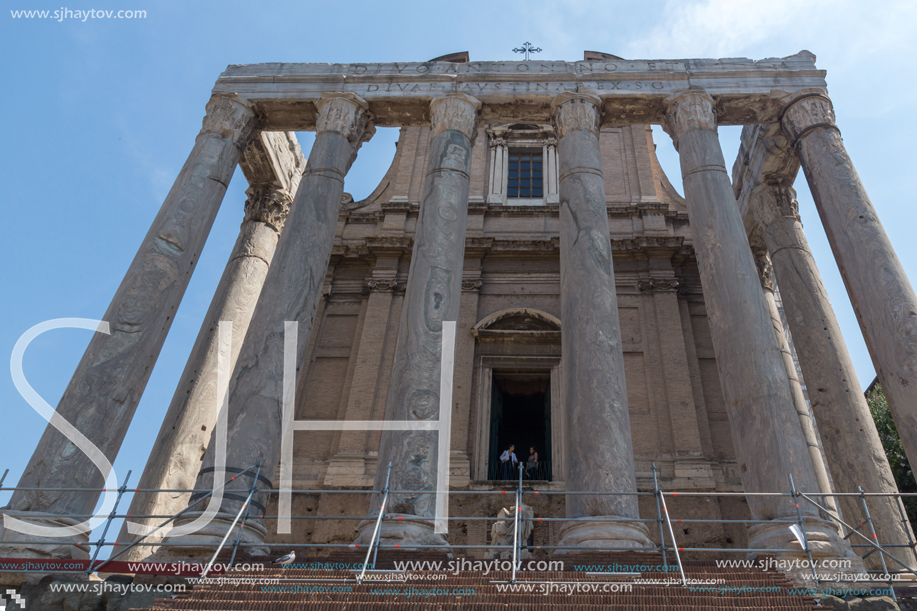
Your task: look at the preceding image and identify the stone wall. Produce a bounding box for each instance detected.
[263,122,745,553]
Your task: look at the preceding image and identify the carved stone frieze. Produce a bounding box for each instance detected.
[315,92,375,146]
[637,278,680,292]
[750,182,800,229]
[362,278,407,295]
[200,94,258,148]
[430,92,481,141]
[663,90,716,149]
[550,91,601,139]
[781,93,836,144]
[461,278,483,292]
[243,184,293,232]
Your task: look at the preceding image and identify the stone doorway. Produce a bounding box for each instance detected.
[489,373,552,481]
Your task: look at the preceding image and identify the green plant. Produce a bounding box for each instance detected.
[867,384,917,530]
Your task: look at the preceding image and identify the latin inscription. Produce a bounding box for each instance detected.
[361,81,667,94]
[335,61,686,75]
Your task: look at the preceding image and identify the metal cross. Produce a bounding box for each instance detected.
[512,42,542,61]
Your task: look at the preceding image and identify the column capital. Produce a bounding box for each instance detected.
[201,94,258,149]
[461,278,483,292]
[489,135,507,150]
[361,278,407,295]
[749,232,774,291]
[780,93,838,146]
[315,92,375,145]
[750,182,800,230]
[662,89,716,149]
[430,92,482,141]
[550,91,601,139]
[243,184,293,233]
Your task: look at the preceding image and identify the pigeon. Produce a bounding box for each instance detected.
[273,551,296,565]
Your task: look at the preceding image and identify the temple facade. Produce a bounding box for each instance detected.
[3,51,916,580]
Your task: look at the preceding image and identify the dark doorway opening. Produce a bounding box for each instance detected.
[488,373,552,481]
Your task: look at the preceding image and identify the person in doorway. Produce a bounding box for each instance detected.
[499,444,518,480]
[525,446,539,479]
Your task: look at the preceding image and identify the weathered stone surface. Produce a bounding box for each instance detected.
[783,93,917,490]
[118,149,301,559]
[488,503,533,559]
[752,239,840,522]
[551,91,651,551]
[662,90,856,562]
[750,180,916,568]
[212,53,827,130]
[356,93,480,548]
[0,94,257,563]
[163,92,373,555]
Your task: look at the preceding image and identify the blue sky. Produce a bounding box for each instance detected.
[1,0,915,544]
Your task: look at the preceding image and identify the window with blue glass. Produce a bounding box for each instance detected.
[507,150,543,199]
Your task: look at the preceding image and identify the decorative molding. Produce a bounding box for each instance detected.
[637,278,680,292]
[663,90,716,149]
[780,93,837,145]
[200,94,258,148]
[361,279,406,295]
[750,182,800,229]
[550,91,601,139]
[430,92,482,141]
[489,136,507,150]
[243,185,292,232]
[315,92,375,146]
[461,278,483,292]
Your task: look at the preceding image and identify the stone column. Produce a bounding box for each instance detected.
[486,132,507,204]
[117,182,293,560]
[750,180,915,568]
[782,93,917,472]
[551,91,652,551]
[0,94,257,561]
[162,92,373,555]
[663,90,857,563]
[544,136,560,204]
[750,240,838,518]
[356,92,481,549]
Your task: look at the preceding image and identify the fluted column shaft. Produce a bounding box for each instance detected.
[663,90,856,561]
[118,184,292,559]
[552,92,651,551]
[166,93,373,554]
[360,93,480,548]
[751,181,915,568]
[783,93,917,473]
[1,94,257,559]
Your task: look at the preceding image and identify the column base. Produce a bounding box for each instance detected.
[554,517,654,554]
[154,512,270,562]
[354,514,452,554]
[0,511,91,585]
[747,517,866,586]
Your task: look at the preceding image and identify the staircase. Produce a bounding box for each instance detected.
[137,551,828,610]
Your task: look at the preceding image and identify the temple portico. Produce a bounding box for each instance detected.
[4,52,914,575]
